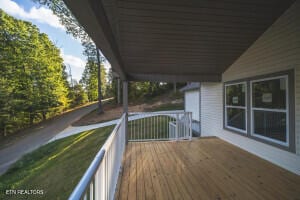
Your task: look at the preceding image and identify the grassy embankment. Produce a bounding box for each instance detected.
[0,126,113,200]
[74,91,184,126]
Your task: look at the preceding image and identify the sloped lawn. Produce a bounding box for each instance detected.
[0,126,113,200]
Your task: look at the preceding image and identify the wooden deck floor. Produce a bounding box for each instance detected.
[115,138,300,200]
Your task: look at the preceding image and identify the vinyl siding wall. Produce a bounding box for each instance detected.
[201,1,300,174]
[184,90,200,121]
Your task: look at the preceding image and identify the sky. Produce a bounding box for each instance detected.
[0,0,110,81]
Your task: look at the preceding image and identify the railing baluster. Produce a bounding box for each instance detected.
[89,181,93,200]
[142,115,144,141]
[142,116,144,141]
[158,115,160,139]
[151,115,153,140]
[160,115,162,139]
[154,115,156,140]
[146,116,148,140]
[168,115,170,139]
[163,115,165,139]
[156,115,159,139]
[190,113,192,140]
[94,170,98,200]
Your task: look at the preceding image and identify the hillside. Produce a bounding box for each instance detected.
[73,91,184,126]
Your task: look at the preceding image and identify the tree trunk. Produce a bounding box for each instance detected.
[29,113,35,125]
[3,126,7,137]
[42,111,47,121]
[96,48,104,114]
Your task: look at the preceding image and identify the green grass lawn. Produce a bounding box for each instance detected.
[0,126,113,200]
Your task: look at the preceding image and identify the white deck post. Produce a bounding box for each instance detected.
[189,112,192,140]
[175,113,179,140]
[117,78,121,104]
[123,80,128,144]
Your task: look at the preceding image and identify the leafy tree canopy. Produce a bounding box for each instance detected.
[0,9,69,135]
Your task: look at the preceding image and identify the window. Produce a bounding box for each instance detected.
[225,83,247,133]
[223,71,294,152]
[250,76,289,146]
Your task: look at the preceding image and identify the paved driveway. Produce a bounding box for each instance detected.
[0,103,98,175]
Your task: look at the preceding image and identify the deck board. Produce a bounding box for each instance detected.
[115,138,300,200]
[136,143,145,200]
[152,142,182,200]
[128,142,137,200]
[142,143,155,200]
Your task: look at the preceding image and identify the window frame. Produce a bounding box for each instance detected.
[223,70,295,153]
[224,82,247,134]
[250,75,289,146]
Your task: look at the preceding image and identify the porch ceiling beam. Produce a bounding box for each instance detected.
[63,0,126,80]
[127,73,221,82]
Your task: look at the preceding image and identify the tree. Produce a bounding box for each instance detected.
[106,68,119,103]
[32,0,106,113]
[96,49,104,114]
[81,39,106,113]
[68,81,88,107]
[0,10,69,135]
[80,61,106,102]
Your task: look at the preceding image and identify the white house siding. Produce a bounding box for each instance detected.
[201,1,300,175]
[185,90,200,121]
[200,83,223,137]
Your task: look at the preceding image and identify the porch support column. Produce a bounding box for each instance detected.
[117,78,121,104]
[123,80,128,144]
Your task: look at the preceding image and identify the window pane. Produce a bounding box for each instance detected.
[252,78,286,109]
[253,110,286,142]
[226,84,246,106]
[226,108,246,131]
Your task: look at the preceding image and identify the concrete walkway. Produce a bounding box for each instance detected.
[48,110,183,142]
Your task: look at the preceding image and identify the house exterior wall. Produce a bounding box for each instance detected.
[184,90,200,121]
[201,1,300,174]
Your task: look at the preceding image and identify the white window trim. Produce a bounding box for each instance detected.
[225,82,247,134]
[250,75,289,146]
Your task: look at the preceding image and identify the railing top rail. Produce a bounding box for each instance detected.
[129,110,190,115]
[68,113,126,200]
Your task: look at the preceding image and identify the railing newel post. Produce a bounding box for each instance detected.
[123,81,128,145]
[189,112,192,140]
[176,113,179,141]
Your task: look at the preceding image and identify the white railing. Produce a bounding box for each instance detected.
[128,111,192,141]
[69,111,192,200]
[68,114,126,200]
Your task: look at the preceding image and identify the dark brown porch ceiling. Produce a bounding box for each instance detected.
[63,0,295,82]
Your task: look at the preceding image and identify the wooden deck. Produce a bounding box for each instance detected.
[115,137,300,200]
